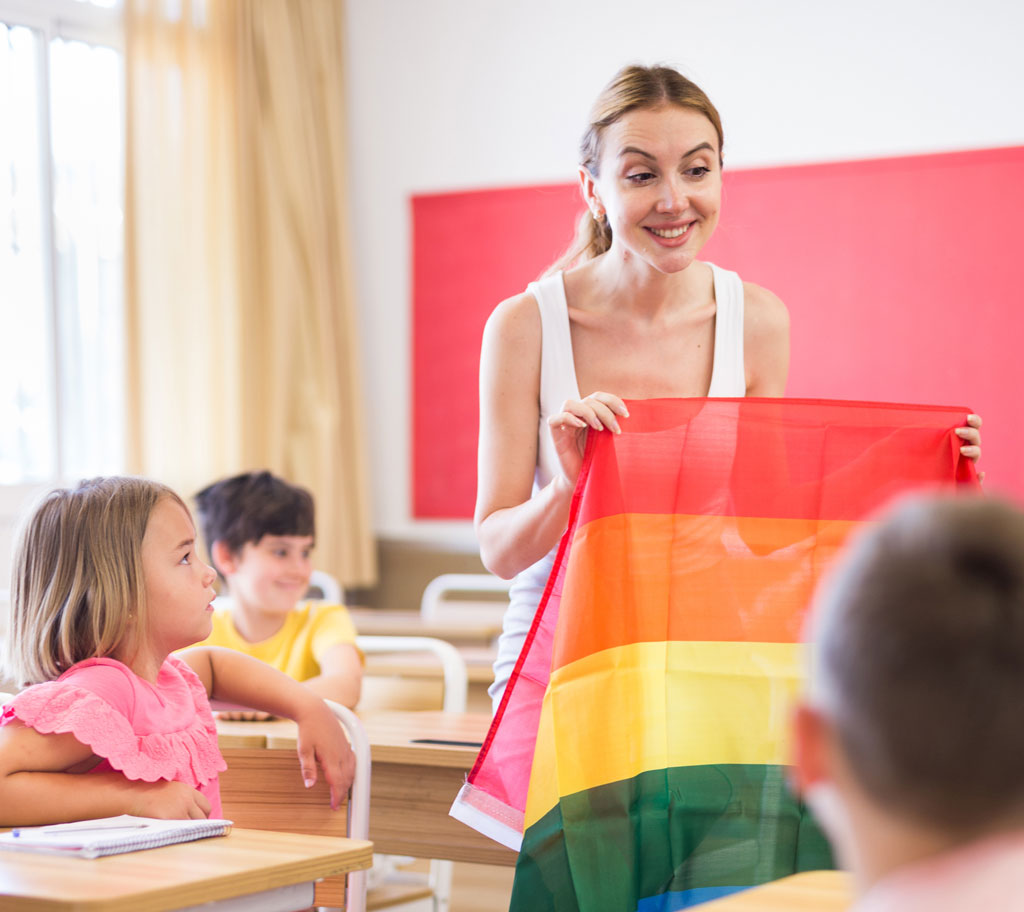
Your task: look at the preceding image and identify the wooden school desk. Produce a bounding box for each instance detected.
[0,826,373,912]
[697,871,852,911]
[218,711,516,867]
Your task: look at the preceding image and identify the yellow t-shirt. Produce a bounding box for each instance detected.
[196,601,358,681]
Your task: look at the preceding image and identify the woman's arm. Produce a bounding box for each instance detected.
[181,647,355,809]
[475,292,626,579]
[0,722,210,825]
[475,292,570,579]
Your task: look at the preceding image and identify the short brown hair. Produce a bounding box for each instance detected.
[811,494,1024,831]
[3,476,186,686]
[548,63,724,275]
[194,471,315,577]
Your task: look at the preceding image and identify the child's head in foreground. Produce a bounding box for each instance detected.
[4,476,191,687]
[796,493,1024,867]
[193,471,315,611]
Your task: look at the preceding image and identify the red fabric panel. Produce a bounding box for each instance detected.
[411,184,583,518]
[412,147,1024,519]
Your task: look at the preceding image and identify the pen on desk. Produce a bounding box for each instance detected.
[12,822,151,837]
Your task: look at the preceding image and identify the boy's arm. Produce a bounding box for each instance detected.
[302,642,362,709]
[180,646,356,808]
[0,722,209,825]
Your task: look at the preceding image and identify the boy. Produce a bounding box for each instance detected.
[793,494,1024,910]
[192,471,361,712]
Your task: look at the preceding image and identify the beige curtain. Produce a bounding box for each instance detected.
[124,0,376,586]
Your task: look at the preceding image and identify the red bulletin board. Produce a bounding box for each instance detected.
[412,146,1024,519]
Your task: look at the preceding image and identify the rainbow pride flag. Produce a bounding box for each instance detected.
[452,398,977,911]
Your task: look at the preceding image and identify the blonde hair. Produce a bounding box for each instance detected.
[3,476,186,686]
[546,64,724,276]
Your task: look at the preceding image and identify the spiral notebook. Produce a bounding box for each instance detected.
[0,815,233,858]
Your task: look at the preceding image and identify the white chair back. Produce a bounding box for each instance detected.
[357,635,468,714]
[420,573,510,621]
[324,700,371,912]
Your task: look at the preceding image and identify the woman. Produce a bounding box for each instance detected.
[475,64,982,708]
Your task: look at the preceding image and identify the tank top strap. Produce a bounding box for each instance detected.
[527,272,580,422]
[706,262,746,397]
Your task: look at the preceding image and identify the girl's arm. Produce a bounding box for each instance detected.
[0,722,210,825]
[475,293,625,579]
[180,647,355,809]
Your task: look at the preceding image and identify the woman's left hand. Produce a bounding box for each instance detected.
[956,413,984,481]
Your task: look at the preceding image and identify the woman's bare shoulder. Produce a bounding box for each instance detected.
[743,281,789,334]
[483,288,542,347]
[742,281,790,395]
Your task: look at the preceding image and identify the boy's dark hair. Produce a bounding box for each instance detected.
[194,471,315,563]
[813,494,1024,832]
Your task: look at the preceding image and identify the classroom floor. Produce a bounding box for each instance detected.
[374,860,515,912]
[450,862,516,911]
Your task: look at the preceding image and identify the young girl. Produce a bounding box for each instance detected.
[0,476,355,826]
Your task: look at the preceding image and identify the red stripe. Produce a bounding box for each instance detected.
[577,398,972,529]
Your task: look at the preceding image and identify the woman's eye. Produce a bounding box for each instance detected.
[180,552,191,565]
[626,171,656,184]
[685,166,711,178]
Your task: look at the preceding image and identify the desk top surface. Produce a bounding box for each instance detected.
[364,644,496,683]
[697,871,852,910]
[0,827,373,912]
[349,606,504,642]
[218,710,491,768]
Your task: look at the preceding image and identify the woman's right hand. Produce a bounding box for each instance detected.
[128,780,212,819]
[547,392,629,487]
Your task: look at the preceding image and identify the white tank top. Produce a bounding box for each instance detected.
[489,262,748,709]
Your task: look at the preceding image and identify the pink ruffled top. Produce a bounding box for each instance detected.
[0,654,226,817]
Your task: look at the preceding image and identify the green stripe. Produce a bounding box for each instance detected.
[510,764,833,912]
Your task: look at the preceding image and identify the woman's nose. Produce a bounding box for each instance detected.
[657,176,687,212]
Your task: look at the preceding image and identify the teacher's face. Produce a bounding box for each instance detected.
[585,104,722,275]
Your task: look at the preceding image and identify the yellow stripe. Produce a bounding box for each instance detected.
[524,640,806,829]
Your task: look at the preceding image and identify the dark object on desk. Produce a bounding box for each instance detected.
[412,738,484,748]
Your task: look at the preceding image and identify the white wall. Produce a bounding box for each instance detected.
[346,0,1024,540]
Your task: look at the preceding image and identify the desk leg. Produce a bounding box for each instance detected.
[220,749,349,907]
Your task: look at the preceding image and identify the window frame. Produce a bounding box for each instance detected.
[0,0,124,594]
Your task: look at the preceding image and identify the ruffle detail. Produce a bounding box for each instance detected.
[2,663,227,787]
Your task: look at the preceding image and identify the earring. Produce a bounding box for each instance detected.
[592,207,605,221]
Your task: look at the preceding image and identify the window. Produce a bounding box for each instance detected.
[0,0,124,488]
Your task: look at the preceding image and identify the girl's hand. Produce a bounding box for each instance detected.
[956,413,984,481]
[293,702,356,811]
[547,393,629,487]
[127,780,212,819]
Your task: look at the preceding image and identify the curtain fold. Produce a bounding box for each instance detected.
[124,0,375,586]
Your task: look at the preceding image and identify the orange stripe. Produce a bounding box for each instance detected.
[551,512,860,670]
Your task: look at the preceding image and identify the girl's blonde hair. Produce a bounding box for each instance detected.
[546,64,724,276]
[3,476,186,686]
